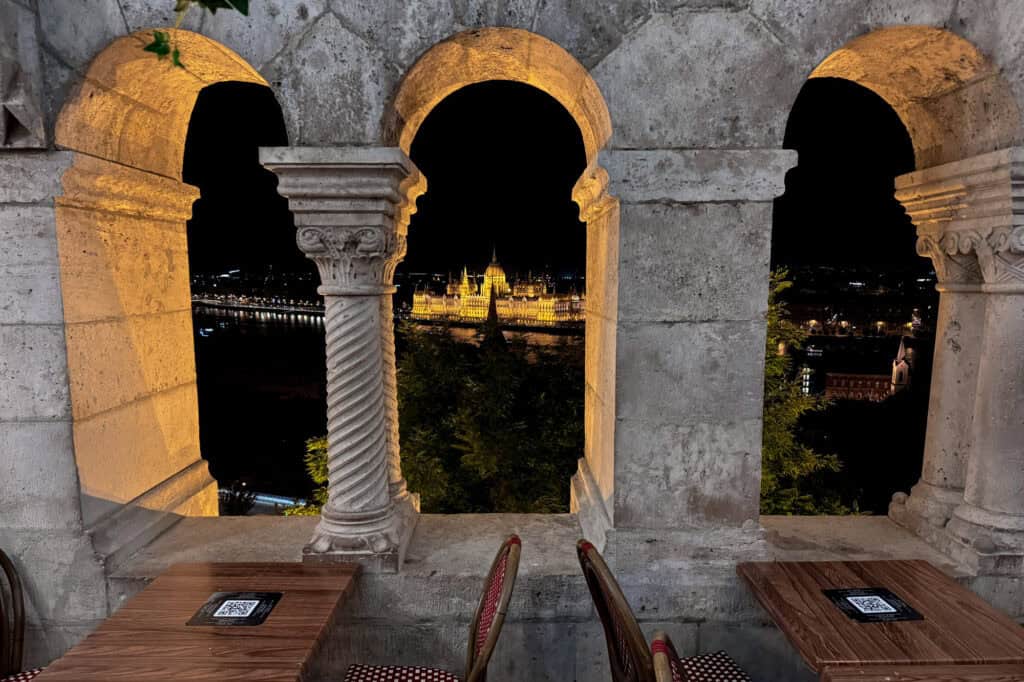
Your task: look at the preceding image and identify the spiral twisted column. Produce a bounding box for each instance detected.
[261,147,426,571]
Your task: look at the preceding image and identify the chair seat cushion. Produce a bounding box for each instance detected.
[1,669,44,682]
[681,651,751,681]
[344,664,461,681]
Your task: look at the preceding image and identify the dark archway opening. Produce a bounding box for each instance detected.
[771,77,932,514]
[183,82,324,508]
[396,80,588,513]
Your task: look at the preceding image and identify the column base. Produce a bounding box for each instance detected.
[570,458,612,550]
[303,499,419,573]
[939,504,1024,576]
[888,481,963,541]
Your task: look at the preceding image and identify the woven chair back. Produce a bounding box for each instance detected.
[0,548,25,677]
[576,539,655,682]
[465,535,521,682]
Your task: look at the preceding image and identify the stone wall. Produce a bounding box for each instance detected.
[4,0,1024,671]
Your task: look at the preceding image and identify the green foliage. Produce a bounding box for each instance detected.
[142,1,250,67]
[761,269,848,515]
[293,322,585,515]
[284,437,329,516]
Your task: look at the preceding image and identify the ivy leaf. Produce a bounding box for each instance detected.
[172,47,183,68]
[143,30,172,59]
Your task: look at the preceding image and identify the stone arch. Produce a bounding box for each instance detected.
[51,30,281,561]
[384,27,619,542]
[808,25,1019,169]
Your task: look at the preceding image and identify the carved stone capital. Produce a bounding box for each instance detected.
[573,163,617,223]
[261,147,426,295]
[896,147,1024,290]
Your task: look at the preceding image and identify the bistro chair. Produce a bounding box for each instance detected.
[0,549,42,682]
[577,540,752,682]
[651,630,751,682]
[576,539,655,682]
[345,534,522,682]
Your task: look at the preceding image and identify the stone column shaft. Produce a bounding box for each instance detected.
[261,147,425,571]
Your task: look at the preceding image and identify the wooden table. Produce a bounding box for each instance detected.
[35,562,359,681]
[737,560,1024,681]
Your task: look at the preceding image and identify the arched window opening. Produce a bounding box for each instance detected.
[182,82,320,512]
[396,80,588,513]
[770,77,928,514]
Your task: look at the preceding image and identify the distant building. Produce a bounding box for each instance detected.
[411,250,585,327]
[821,335,921,402]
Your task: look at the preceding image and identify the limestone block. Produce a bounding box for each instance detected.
[119,0,208,33]
[614,320,766,425]
[0,0,47,147]
[39,46,74,139]
[583,383,616,515]
[584,200,619,320]
[585,313,616,418]
[0,205,60,265]
[0,420,79,530]
[64,310,196,420]
[452,0,537,29]
[55,209,190,323]
[533,0,652,69]
[614,417,762,528]
[72,382,202,518]
[0,263,62,324]
[330,0,455,69]
[200,0,327,71]
[593,11,808,148]
[0,151,71,203]
[602,149,795,204]
[37,0,127,70]
[920,75,1023,163]
[617,202,772,323]
[697,622,815,682]
[266,13,396,145]
[0,324,70,420]
[0,527,106,627]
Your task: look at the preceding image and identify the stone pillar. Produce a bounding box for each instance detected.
[888,192,986,534]
[261,147,425,571]
[888,147,1024,574]
[946,227,1024,574]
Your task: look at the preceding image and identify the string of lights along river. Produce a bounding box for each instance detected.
[191,303,581,500]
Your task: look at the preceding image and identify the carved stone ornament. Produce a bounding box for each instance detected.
[0,1,46,148]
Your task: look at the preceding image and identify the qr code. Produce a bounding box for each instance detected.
[846,595,897,614]
[214,599,260,618]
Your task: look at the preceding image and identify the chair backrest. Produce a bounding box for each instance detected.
[464,534,521,682]
[576,539,655,682]
[651,631,685,682]
[0,548,25,677]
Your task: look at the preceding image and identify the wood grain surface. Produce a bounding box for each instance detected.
[737,560,1024,678]
[821,663,1024,681]
[34,562,359,682]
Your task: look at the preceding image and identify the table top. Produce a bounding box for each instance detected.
[35,562,360,682]
[737,560,1024,672]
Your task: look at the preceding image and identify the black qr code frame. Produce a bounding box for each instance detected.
[187,591,283,626]
[822,587,923,623]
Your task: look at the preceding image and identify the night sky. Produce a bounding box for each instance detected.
[403,80,587,277]
[772,77,919,269]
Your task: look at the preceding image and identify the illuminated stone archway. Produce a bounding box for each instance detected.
[52,30,272,561]
[384,28,620,544]
[796,26,1024,571]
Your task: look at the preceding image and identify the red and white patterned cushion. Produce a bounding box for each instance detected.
[1,669,44,682]
[679,651,751,681]
[344,664,461,681]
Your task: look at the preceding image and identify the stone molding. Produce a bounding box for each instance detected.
[599,149,796,204]
[262,147,424,571]
[56,154,198,223]
[572,163,617,223]
[570,457,613,550]
[0,0,46,148]
[896,147,1024,290]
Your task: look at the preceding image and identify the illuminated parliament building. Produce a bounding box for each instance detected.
[411,250,585,327]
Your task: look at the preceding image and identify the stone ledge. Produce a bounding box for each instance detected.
[601,149,796,203]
